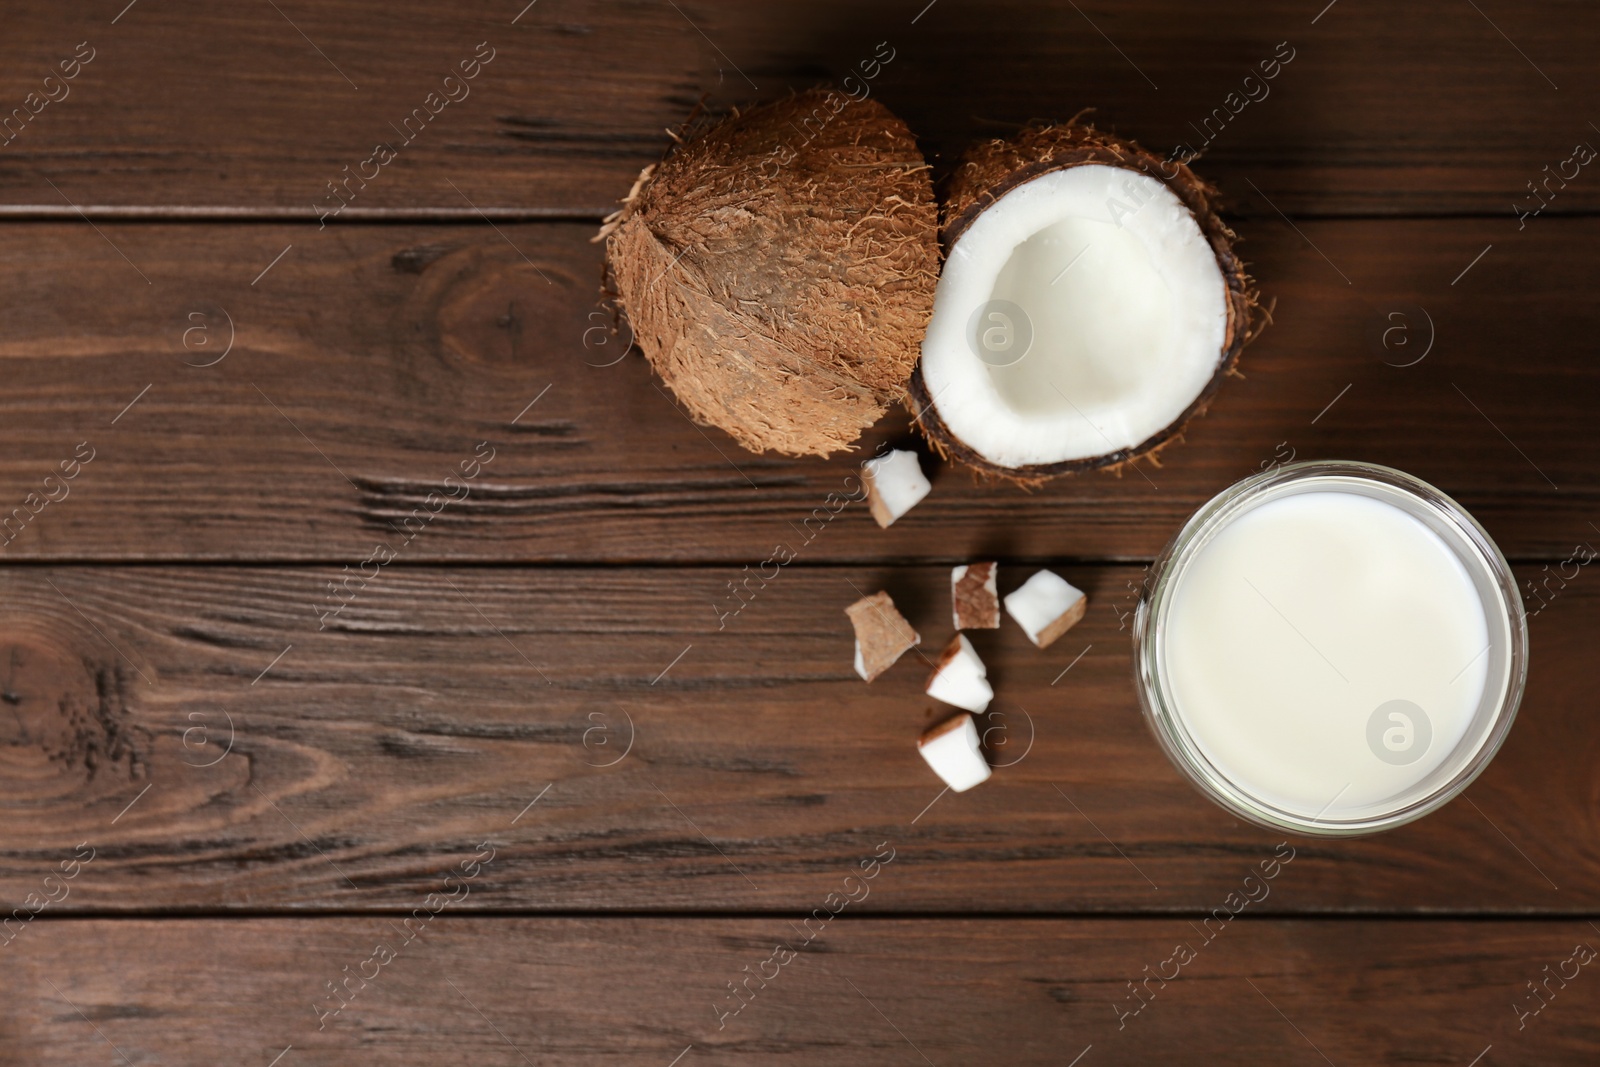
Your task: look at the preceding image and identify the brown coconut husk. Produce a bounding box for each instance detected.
[601,89,939,457]
[908,120,1263,486]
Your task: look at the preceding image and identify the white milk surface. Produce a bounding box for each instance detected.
[1162,490,1494,820]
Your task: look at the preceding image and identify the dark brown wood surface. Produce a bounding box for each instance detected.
[0,218,1595,562]
[2,0,1598,1062]
[0,563,1592,913]
[5,918,1599,1064]
[0,0,1596,218]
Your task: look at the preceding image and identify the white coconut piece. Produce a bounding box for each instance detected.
[952,562,1000,630]
[862,449,931,528]
[1004,568,1087,649]
[846,590,920,682]
[919,165,1229,471]
[925,633,993,713]
[917,713,992,792]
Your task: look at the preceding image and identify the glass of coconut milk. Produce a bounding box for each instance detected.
[1134,461,1527,836]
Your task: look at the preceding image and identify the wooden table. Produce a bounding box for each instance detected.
[2,2,1597,1062]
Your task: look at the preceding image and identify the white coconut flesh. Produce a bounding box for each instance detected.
[921,165,1229,469]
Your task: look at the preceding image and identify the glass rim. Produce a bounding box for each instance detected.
[1133,460,1529,837]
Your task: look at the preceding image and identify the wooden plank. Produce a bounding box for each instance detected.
[3,917,1597,1063]
[0,563,1590,912]
[0,217,1593,562]
[1,1,1597,217]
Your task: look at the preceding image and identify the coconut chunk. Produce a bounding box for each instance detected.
[925,633,993,713]
[917,713,992,792]
[846,590,920,682]
[1004,569,1087,649]
[951,562,1000,630]
[862,449,930,528]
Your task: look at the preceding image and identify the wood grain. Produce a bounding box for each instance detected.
[0,563,1591,912]
[3,917,1597,1064]
[0,218,1594,563]
[2,1,1597,218]
[4,0,1594,1056]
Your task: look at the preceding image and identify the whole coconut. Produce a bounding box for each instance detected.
[601,90,938,457]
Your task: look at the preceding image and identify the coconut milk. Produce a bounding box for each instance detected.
[1160,488,1504,823]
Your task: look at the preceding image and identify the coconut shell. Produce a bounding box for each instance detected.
[952,561,1000,630]
[908,121,1262,485]
[602,90,938,457]
[846,589,920,682]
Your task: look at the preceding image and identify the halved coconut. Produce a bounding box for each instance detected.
[601,90,938,457]
[910,122,1259,483]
